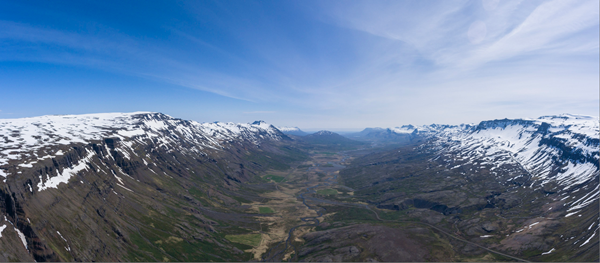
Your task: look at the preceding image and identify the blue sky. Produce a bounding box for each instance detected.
[1,0,598,131]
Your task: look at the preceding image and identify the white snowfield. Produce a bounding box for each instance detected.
[0,112,284,183]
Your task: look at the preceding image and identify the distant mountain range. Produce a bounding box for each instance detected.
[345,127,414,144]
[346,124,471,144]
[298,130,367,151]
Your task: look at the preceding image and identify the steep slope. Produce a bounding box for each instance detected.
[0,112,300,261]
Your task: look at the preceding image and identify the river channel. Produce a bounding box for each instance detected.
[261,153,350,262]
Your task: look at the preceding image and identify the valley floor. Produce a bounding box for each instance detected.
[233,146,598,262]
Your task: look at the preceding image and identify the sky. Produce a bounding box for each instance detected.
[0,0,598,131]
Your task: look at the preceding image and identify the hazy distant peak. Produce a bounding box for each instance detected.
[537,114,599,121]
[277,126,301,132]
[276,126,308,136]
[313,130,337,136]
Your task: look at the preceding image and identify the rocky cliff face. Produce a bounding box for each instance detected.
[0,112,291,261]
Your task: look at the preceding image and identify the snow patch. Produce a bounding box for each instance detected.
[579,227,598,247]
[565,211,579,217]
[117,184,134,192]
[541,248,555,255]
[16,227,27,250]
[57,231,67,242]
[37,150,95,191]
[57,231,71,251]
[0,225,6,238]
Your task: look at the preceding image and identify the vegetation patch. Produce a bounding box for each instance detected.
[317,189,338,195]
[259,207,275,213]
[155,236,183,245]
[230,195,252,204]
[263,174,286,182]
[319,152,336,155]
[188,187,212,207]
[225,234,262,247]
[128,231,164,261]
[330,206,377,221]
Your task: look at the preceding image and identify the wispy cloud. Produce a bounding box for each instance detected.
[457,0,599,69]
[290,0,599,119]
[322,0,598,70]
[0,20,286,103]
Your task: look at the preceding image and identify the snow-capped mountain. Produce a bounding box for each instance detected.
[354,114,598,215]
[423,114,599,215]
[0,112,285,181]
[414,114,599,256]
[0,112,292,261]
[339,114,598,260]
[428,115,598,184]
